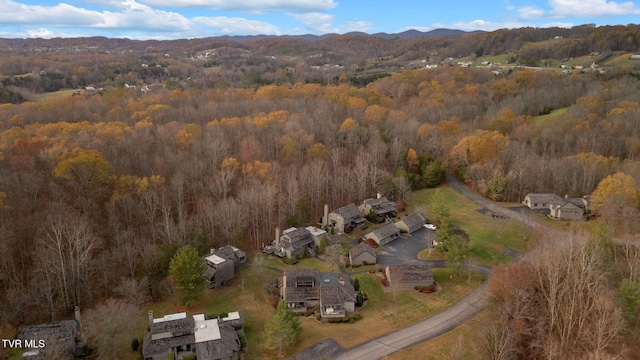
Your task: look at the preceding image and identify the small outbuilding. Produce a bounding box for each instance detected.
[349,242,376,266]
[364,223,400,246]
[394,213,426,234]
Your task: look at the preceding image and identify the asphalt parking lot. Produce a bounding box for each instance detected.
[376,227,437,265]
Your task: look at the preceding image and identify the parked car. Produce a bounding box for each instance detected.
[424,224,437,230]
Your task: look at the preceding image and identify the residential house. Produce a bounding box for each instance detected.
[365,223,400,246]
[212,245,246,269]
[385,264,434,290]
[549,199,584,221]
[359,195,397,222]
[17,317,83,359]
[523,193,561,210]
[524,193,590,220]
[349,242,376,265]
[280,269,356,318]
[142,311,244,360]
[273,227,316,259]
[395,213,426,234]
[326,203,366,233]
[204,252,235,288]
[305,226,340,247]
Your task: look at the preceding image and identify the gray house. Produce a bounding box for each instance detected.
[523,193,561,210]
[395,213,426,234]
[326,203,366,233]
[204,253,235,288]
[280,269,356,319]
[365,223,400,246]
[143,311,244,360]
[385,264,434,290]
[349,242,376,265]
[204,246,246,288]
[359,195,397,222]
[17,319,81,359]
[550,200,584,221]
[274,227,316,259]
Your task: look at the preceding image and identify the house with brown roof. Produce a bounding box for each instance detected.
[359,194,397,222]
[395,213,426,234]
[326,203,366,233]
[280,269,356,319]
[349,242,376,265]
[142,311,244,360]
[385,264,434,290]
[364,223,400,246]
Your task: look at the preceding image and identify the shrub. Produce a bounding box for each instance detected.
[381,279,389,287]
[183,355,196,360]
[316,314,322,321]
[296,252,305,260]
[283,257,298,265]
[131,337,139,351]
[361,261,368,266]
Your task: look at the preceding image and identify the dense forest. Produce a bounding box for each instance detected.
[1,24,640,358]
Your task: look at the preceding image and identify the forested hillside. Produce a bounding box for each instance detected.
[0,25,639,351]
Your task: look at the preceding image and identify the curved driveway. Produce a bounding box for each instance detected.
[333,173,536,360]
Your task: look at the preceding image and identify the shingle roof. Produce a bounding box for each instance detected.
[150,316,194,334]
[349,242,376,259]
[333,203,362,221]
[363,197,397,214]
[525,193,561,204]
[387,264,434,284]
[18,320,78,351]
[284,269,320,302]
[398,213,426,229]
[195,323,241,360]
[321,285,356,306]
[143,332,195,357]
[369,223,400,239]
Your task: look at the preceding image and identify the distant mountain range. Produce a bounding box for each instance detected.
[219,28,479,42]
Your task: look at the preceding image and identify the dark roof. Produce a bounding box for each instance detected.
[281,228,314,251]
[333,203,363,221]
[387,264,434,284]
[214,245,245,262]
[369,223,400,240]
[320,273,355,305]
[150,316,194,334]
[195,323,241,360]
[349,242,376,259]
[398,213,426,229]
[17,320,78,351]
[284,269,320,302]
[363,197,397,214]
[143,332,195,357]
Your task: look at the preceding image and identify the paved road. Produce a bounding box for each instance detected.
[332,174,540,360]
[336,284,488,360]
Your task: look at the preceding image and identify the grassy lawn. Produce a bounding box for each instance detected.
[36,89,78,102]
[386,309,492,360]
[407,186,529,266]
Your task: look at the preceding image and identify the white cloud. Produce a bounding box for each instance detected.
[192,16,281,35]
[289,12,334,33]
[548,0,640,17]
[518,6,546,19]
[138,0,337,12]
[339,21,373,33]
[0,0,285,38]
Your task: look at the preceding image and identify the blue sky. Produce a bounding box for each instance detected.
[0,0,639,39]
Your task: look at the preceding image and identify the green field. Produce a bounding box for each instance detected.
[408,186,529,265]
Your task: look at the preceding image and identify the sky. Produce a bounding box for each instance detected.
[0,0,639,39]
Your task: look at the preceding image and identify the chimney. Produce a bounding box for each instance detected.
[210,248,215,254]
[323,204,329,227]
[275,227,281,244]
[338,276,345,286]
[148,310,154,328]
[74,306,82,334]
[376,192,382,199]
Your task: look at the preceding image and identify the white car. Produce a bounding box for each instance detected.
[424,224,437,230]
